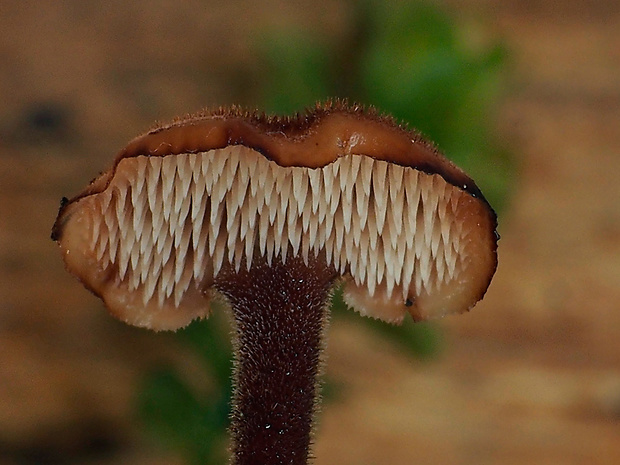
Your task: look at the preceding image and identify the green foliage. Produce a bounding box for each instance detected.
[137,311,232,464]
[359,1,512,211]
[257,0,513,212]
[256,31,333,115]
[137,1,513,463]
[137,368,229,465]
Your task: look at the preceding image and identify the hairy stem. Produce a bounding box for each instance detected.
[215,255,336,465]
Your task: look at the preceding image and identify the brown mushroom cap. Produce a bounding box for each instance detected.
[52,102,497,330]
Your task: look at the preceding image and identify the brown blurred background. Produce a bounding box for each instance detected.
[1,1,619,464]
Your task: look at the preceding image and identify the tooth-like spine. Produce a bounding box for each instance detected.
[292,169,308,216]
[131,163,147,234]
[130,242,141,289]
[244,229,256,271]
[308,168,322,213]
[175,155,192,214]
[401,247,415,301]
[308,212,319,255]
[194,229,208,282]
[273,199,287,259]
[158,258,173,304]
[226,150,240,189]
[104,202,119,265]
[277,171,292,221]
[258,204,270,256]
[421,176,439,249]
[414,205,426,261]
[237,153,250,189]
[404,170,420,251]
[388,162,404,198]
[209,149,227,184]
[333,207,345,258]
[322,166,334,206]
[208,200,224,257]
[289,218,302,258]
[314,219,326,257]
[344,155,361,191]
[280,237,289,265]
[175,222,192,286]
[161,156,177,221]
[173,183,191,246]
[430,210,442,263]
[366,247,377,297]
[233,238,244,273]
[247,155,261,197]
[435,241,446,289]
[385,239,401,292]
[241,194,258,241]
[301,194,313,233]
[340,159,354,234]
[446,242,457,280]
[372,161,389,235]
[139,209,154,255]
[160,231,174,274]
[140,235,154,283]
[356,245,367,286]
[227,209,241,265]
[419,239,432,291]
[226,178,241,231]
[343,221,355,269]
[327,180,340,217]
[366,202,379,251]
[387,163,405,248]
[265,228,275,266]
[174,265,193,307]
[191,164,208,244]
[148,159,165,251]
[375,241,385,288]
[143,273,158,307]
[212,233,227,277]
[262,164,275,208]
[316,178,329,226]
[324,230,335,270]
[149,243,164,285]
[301,233,310,266]
[360,156,373,196]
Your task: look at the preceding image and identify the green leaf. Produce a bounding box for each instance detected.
[136,369,229,464]
[255,30,334,114]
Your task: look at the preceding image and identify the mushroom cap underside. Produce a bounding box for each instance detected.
[53,105,498,330]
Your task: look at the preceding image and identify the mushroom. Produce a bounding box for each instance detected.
[52,102,498,465]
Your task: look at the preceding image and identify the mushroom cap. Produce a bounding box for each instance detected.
[52,102,498,330]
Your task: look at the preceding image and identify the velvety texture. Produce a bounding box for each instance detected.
[215,255,336,465]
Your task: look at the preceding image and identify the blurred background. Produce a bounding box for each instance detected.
[1,0,619,463]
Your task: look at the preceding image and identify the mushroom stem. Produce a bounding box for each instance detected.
[215,254,336,465]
